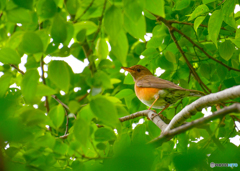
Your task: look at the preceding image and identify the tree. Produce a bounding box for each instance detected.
[0,0,240,170]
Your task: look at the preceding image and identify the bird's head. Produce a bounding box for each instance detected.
[121,65,153,81]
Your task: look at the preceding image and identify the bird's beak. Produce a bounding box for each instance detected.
[121,67,134,73]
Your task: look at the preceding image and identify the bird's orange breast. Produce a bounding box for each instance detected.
[134,84,160,101]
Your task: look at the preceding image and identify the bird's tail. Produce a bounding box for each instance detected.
[188,90,205,97]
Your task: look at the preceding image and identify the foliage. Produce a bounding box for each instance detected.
[0,0,240,170]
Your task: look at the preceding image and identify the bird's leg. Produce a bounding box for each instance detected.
[158,104,170,116]
[148,95,159,110]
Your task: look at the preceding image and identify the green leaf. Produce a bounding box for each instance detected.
[132,124,146,143]
[174,0,190,11]
[147,120,161,139]
[74,117,89,146]
[48,104,65,129]
[123,0,142,22]
[0,73,12,98]
[188,4,209,21]
[74,21,98,37]
[36,84,57,96]
[37,0,57,19]
[6,31,24,49]
[222,0,236,28]
[94,127,117,142]
[12,0,33,9]
[0,47,21,64]
[48,60,70,93]
[142,48,158,56]
[21,69,39,103]
[95,38,109,60]
[230,38,240,48]
[36,132,56,148]
[21,32,43,54]
[110,31,128,66]
[115,89,134,99]
[208,10,223,48]
[68,100,81,113]
[194,16,206,33]
[200,63,210,79]
[6,7,32,23]
[21,108,50,126]
[90,96,120,128]
[219,40,235,61]
[124,14,146,40]
[66,0,79,15]
[96,143,107,150]
[202,0,215,4]
[76,29,86,43]
[144,0,165,17]
[104,5,123,41]
[165,51,176,63]
[51,14,67,43]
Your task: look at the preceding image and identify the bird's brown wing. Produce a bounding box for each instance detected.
[136,75,186,90]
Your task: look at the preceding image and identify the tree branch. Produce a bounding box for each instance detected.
[10,64,25,75]
[150,103,240,146]
[74,0,95,22]
[171,27,240,72]
[165,85,240,132]
[168,20,227,31]
[90,0,107,49]
[40,56,50,113]
[119,110,168,131]
[157,16,211,93]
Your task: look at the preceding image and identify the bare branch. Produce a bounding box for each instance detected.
[150,103,240,146]
[119,110,168,131]
[10,64,25,75]
[51,95,69,110]
[165,85,240,132]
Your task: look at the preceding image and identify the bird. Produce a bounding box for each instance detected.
[121,65,205,114]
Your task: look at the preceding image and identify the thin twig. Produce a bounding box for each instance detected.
[10,64,25,75]
[40,56,50,113]
[51,95,69,110]
[74,0,95,22]
[168,20,227,31]
[90,0,107,49]
[156,16,211,93]
[171,27,240,72]
[78,93,89,102]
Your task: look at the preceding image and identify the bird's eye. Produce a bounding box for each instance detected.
[137,69,141,72]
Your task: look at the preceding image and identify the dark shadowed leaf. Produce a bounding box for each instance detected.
[219,40,235,61]
[37,0,57,19]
